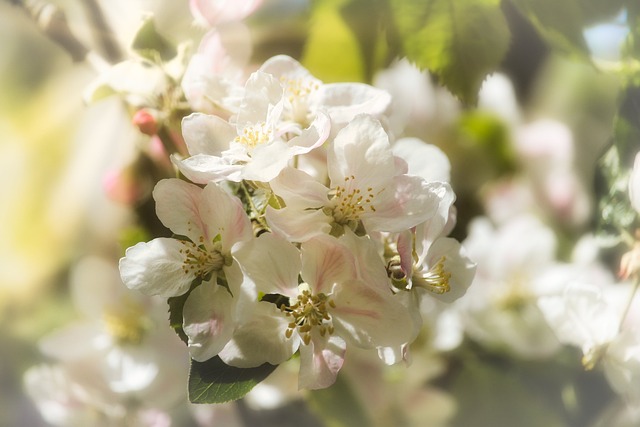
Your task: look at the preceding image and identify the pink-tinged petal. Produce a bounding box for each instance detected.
[237,71,284,128]
[328,114,395,190]
[419,237,476,304]
[396,230,415,280]
[332,279,415,348]
[199,182,252,250]
[120,238,196,297]
[301,236,355,294]
[319,84,391,124]
[190,0,263,27]
[171,153,244,184]
[363,176,441,233]
[298,333,346,390]
[630,152,640,213]
[234,233,300,297]
[287,111,331,155]
[339,229,390,292]
[182,113,236,156]
[183,281,236,362]
[270,167,329,207]
[266,205,332,243]
[154,178,206,242]
[392,137,451,182]
[219,302,298,368]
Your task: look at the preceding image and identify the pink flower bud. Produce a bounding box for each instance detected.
[132,109,158,136]
[103,168,143,205]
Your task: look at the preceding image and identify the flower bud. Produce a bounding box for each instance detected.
[132,109,158,136]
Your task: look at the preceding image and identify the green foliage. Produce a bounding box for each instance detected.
[301,0,368,82]
[131,16,177,62]
[390,0,510,104]
[595,85,640,245]
[511,0,590,58]
[307,374,372,427]
[188,356,277,404]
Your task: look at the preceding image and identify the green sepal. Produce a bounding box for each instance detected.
[131,16,177,62]
[188,356,277,404]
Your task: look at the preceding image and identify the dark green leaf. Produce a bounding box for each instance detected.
[390,0,510,104]
[188,357,277,404]
[131,16,177,62]
[307,374,372,427]
[511,0,590,58]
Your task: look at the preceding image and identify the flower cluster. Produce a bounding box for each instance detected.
[119,55,475,390]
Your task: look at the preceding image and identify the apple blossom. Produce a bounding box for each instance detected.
[266,114,446,242]
[174,70,330,183]
[218,232,416,389]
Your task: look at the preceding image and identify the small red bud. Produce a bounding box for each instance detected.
[132,109,158,136]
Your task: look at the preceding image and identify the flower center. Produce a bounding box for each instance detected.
[103,299,150,345]
[412,256,451,295]
[234,122,272,151]
[282,285,336,345]
[330,175,378,225]
[179,240,225,278]
[281,76,319,126]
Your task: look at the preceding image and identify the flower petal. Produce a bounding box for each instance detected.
[332,279,415,348]
[183,281,236,362]
[154,178,206,242]
[171,153,244,184]
[392,137,451,182]
[327,114,395,190]
[119,238,196,297]
[182,113,236,156]
[298,333,346,390]
[234,233,300,297]
[319,83,391,125]
[300,236,355,295]
[219,302,298,368]
[199,182,252,251]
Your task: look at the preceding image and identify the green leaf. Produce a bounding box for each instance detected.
[307,374,372,427]
[131,16,177,62]
[511,0,590,58]
[301,0,367,82]
[390,0,510,104]
[188,357,277,404]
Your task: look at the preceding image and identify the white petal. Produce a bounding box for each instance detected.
[190,0,263,27]
[286,111,331,155]
[182,113,236,156]
[236,71,284,127]
[603,329,640,402]
[199,182,252,250]
[392,137,451,182]
[219,302,298,368]
[154,178,206,242]
[298,333,346,390]
[328,114,395,190]
[120,238,196,297]
[420,237,476,304]
[415,181,456,253]
[102,346,159,393]
[39,322,104,361]
[320,83,391,124]
[259,55,309,79]
[183,282,236,362]
[630,152,640,213]
[363,176,441,233]
[234,233,300,297]
[171,153,244,184]
[270,167,329,207]
[241,140,292,182]
[537,283,619,352]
